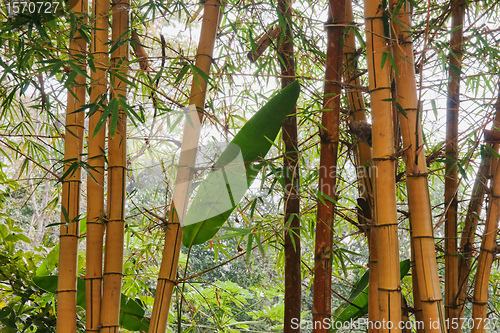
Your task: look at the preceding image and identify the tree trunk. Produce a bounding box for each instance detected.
[86,0,109,330]
[56,0,87,330]
[99,0,129,330]
[148,2,221,331]
[445,1,465,330]
[277,0,302,332]
[364,1,401,331]
[390,1,447,332]
[312,1,345,332]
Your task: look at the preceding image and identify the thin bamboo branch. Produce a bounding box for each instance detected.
[312,1,345,332]
[56,0,87,331]
[148,2,221,332]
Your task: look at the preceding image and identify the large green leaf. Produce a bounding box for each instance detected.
[181,80,300,247]
[32,275,149,331]
[331,259,411,332]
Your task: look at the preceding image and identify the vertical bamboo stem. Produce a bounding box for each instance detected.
[86,0,109,330]
[312,1,345,332]
[344,3,378,331]
[276,0,301,332]
[445,1,465,329]
[457,90,500,319]
[390,1,447,332]
[469,86,500,333]
[99,0,128,331]
[471,144,500,333]
[364,0,401,331]
[148,2,221,332]
[56,0,87,331]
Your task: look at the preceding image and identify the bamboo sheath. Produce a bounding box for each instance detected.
[56,0,87,331]
[445,1,465,329]
[344,2,378,332]
[148,2,221,332]
[312,1,344,332]
[276,0,301,332]
[364,1,401,332]
[457,91,500,320]
[99,0,129,331]
[470,89,500,333]
[86,0,109,330]
[389,1,447,332]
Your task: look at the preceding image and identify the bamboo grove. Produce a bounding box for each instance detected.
[1,0,500,332]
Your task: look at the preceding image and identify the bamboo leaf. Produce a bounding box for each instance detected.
[331,259,411,332]
[380,51,388,69]
[181,81,300,247]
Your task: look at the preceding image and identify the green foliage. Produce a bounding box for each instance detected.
[182,81,300,247]
[331,259,411,331]
[0,221,57,332]
[32,275,149,331]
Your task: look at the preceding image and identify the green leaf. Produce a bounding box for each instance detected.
[331,259,411,332]
[181,81,300,247]
[32,275,149,331]
[380,51,388,69]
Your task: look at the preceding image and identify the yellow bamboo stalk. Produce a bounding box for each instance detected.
[457,92,500,319]
[344,2,378,332]
[85,0,109,330]
[445,1,465,328]
[364,1,401,331]
[148,2,221,332]
[56,0,87,331]
[99,0,129,331]
[411,237,425,333]
[470,90,500,333]
[389,1,447,332]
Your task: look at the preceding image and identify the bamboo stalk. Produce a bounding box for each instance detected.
[389,1,447,332]
[457,90,500,319]
[277,0,301,332]
[148,2,221,332]
[56,0,87,331]
[99,0,129,330]
[471,168,500,333]
[445,1,465,329]
[364,1,401,331]
[247,25,282,63]
[312,1,344,332]
[411,237,426,333]
[85,0,109,330]
[344,1,379,332]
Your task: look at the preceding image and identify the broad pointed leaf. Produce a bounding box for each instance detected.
[181,80,300,246]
